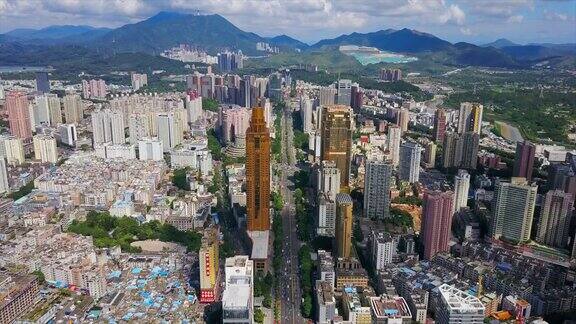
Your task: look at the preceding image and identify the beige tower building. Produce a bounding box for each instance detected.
[335,193,353,258]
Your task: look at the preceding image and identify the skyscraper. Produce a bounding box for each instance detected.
[337,79,352,106]
[423,141,437,168]
[246,107,271,232]
[364,160,393,219]
[491,178,537,243]
[460,132,479,169]
[0,137,25,166]
[131,73,148,91]
[458,102,483,135]
[317,160,341,200]
[300,96,314,133]
[321,105,353,190]
[453,170,470,214]
[33,135,58,163]
[0,158,9,193]
[156,112,182,152]
[319,86,337,106]
[421,190,454,260]
[387,125,401,166]
[536,190,574,248]
[399,142,421,183]
[396,108,409,134]
[63,94,83,124]
[58,124,77,147]
[6,91,32,140]
[513,140,536,181]
[442,132,478,170]
[433,108,446,143]
[138,137,164,161]
[35,71,50,93]
[335,193,353,258]
[34,94,61,126]
[92,110,125,146]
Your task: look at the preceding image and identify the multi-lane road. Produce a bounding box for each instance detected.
[277,100,305,324]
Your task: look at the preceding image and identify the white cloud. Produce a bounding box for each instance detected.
[460,27,473,35]
[0,0,574,43]
[507,15,524,23]
[543,10,569,21]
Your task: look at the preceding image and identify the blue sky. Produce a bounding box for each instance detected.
[0,0,574,44]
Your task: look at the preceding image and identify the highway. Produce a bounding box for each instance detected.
[277,100,305,324]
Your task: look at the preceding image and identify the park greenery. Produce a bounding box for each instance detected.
[172,168,190,191]
[8,181,35,201]
[271,191,284,211]
[391,195,423,206]
[254,308,265,323]
[387,207,415,228]
[67,211,202,252]
[298,244,314,318]
[202,98,219,112]
[271,211,283,321]
[207,129,224,161]
[289,70,432,102]
[445,88,576,144]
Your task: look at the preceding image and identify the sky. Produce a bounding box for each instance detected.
[0,0,575,44]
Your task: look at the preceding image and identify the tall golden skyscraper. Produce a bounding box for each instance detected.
[335,193,353,258]
[246,106,271,231]
[321,105,353,190]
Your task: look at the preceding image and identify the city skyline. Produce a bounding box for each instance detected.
[0,0,575,44]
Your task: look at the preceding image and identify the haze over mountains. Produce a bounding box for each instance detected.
[1,11,574,69]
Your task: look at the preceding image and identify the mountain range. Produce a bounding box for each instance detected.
[1,11,574,69]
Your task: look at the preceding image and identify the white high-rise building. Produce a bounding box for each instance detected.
[436,284,484,324]
[138,137,164,161]
[92,110,125,145]
[128,113,152,144]
[186,95,203,123]
[0,137,25,165]
[63,94,83,124]
[58,124,78,147]
[491,177,537,243]
[317,160,341,201]
[399,142,421,183]
[0,158,9,193]
[34,93,62,126]
[453,169,470,214]
[300,96,314,133]
[371,231,396,270]
[387,125,401,166]
[222,256,254,324]
[131,73,148,91]
[33,135,58,163]
[156,112,183,152]
[317,193,336,237]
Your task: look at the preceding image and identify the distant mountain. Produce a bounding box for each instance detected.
[5,25,111,40]
[1,11,573,70]
[90,12,267,55]
[267,35,309,50]
[451,42,519,68]
[311,28,453,53]
[482,38,519,48]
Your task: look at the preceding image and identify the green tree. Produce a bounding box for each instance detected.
[254,308,265,323]
[172,168,190,191]
[202,98,219,112]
